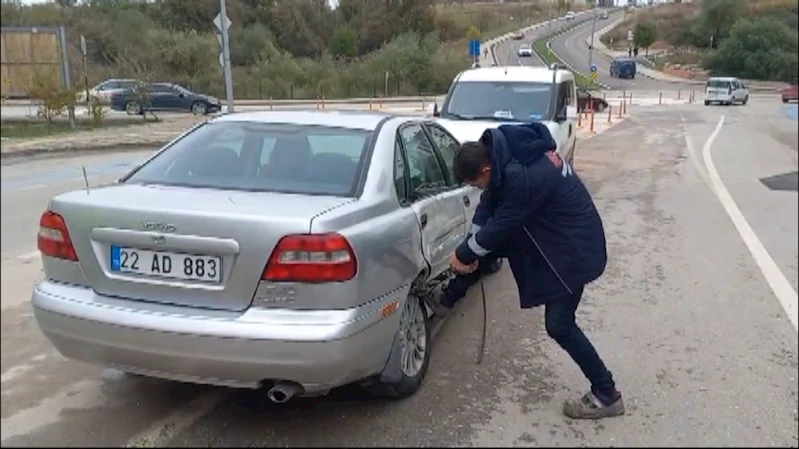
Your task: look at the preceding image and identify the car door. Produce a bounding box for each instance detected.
[423,121,476,229]
[554,80,576,160]
[397,123,456,278]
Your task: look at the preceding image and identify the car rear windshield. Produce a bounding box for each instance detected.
[123,121,373,196]
[707,80,731,89]
[442,81,552,122]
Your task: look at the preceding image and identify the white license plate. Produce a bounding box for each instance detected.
[110,246,221,283]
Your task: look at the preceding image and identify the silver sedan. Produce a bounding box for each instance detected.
[31,110,495,403]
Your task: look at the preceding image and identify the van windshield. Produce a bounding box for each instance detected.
[707,80,731,89]
[441,81,553,122]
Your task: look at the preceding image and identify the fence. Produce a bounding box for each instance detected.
[1,26,71,99]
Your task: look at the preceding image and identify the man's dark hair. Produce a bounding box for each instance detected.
[453,141,491,183]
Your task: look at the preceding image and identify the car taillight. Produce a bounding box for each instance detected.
[263,233,357,283]
[37,211,78,261]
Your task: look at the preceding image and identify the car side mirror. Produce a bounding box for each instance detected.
[566,105,578,120]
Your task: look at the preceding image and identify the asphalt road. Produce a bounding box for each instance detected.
[492,12,596,69]
[549,12,697,91]
[2,98,797,446]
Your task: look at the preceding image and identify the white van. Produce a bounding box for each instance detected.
[704,77,749,106]
[430,65,579,166]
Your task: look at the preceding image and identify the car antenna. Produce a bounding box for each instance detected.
[82,166,90,194]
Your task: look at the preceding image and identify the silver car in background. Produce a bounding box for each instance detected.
[32,110,500,403]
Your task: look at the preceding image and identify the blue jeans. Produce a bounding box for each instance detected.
[441,255,499,308]
[545,286,616,397]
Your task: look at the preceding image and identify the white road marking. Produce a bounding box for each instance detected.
[17,250,41,261]
[681,114,711,185]
[702,115,799,330]
[123,390,226,448]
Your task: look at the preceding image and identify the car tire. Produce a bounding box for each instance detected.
[742,95,748,105]
[783,98,788,103]
[191,101,208,115]
[365,294,431,399]
[125,101,142,115]
[704,100,710,106]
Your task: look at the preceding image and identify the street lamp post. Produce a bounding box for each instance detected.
[587,2,598,73]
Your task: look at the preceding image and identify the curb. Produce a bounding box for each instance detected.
[0,140,170,163]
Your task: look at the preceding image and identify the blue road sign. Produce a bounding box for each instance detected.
[469,39,481,57]
[590,64,598,73]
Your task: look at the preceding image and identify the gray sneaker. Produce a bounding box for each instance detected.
[563,391,625,420]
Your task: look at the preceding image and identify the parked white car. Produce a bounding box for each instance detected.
[77,79,139,104]
[704,77,749,106]
[565,11,576,20]
[430,65,579,166]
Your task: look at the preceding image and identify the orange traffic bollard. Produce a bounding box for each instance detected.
[578,109,583,128]
[659,92,663,105]
[321,95,326,109]
[269,96,273,111]
[589,109,595,134]
[368,97,373,110]
[607,105,612,124]
[379,96,384,109]
[618,100,623,118]
[677,90,681,100]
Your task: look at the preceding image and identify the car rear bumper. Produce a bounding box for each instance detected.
[31,280,401,393]
[705,93,733,102]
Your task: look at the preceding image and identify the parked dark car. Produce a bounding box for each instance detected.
[110,83,222,115]
[576,88,608,112]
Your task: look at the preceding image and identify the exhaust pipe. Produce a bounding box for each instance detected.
[266,381,303,404]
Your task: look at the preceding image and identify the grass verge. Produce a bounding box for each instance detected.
[532,32,601,90]
[0,118,154,140]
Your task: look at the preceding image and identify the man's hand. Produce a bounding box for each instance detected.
[450,253,478,274]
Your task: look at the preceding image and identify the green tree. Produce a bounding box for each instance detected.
[633,21,657,56]
[694,0,747,48]
[329,25,358,59]
[703,17,799,82]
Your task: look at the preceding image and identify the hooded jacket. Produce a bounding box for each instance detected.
[454,122,607,307]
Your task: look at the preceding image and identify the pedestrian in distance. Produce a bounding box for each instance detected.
[627,47,632,57]
[442,122,625,420]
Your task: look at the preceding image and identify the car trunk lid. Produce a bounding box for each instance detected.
[48,183,351,311]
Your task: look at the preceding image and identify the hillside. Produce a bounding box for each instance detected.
[0,0,550,100]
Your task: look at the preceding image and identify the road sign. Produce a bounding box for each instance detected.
[80,35,87,56]
[213,13,232,33]
[627,30,634,41]
[590,72,597,82]
[590,64,597,73]
[469,39,481,57]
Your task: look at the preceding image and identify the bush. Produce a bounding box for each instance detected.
[27,74,77,132]
[703,17,798,81]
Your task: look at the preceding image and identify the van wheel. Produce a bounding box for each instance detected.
[704,100,710,106]
[742,95,748,105]
[365,295,431,399]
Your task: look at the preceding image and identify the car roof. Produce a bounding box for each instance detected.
[456,66,574,84]
[708,77,738,81]
[210,110,405,131]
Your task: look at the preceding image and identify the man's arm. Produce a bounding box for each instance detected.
[455,167,557,265]
[469,189,493,235]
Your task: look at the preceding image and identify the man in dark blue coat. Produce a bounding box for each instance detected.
[447,122,624,420]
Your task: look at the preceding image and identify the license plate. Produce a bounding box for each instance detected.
[110,246,221,283]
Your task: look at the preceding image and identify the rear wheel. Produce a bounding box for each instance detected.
[125,101,141,115]
[704,100,710,106]
[742,95,748,105]
[366,295,430,399]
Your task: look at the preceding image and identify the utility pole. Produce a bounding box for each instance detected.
[217,0,234,113]
[587,1,598,73]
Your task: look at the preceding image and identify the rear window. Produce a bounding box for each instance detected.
[707,80,731,89]
[123,121,373,196]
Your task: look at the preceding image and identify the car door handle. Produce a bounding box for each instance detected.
[420,213,428,229]
[462,196,471,207]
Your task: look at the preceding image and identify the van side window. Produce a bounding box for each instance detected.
[557,80,575,113]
